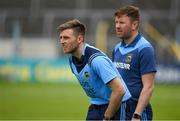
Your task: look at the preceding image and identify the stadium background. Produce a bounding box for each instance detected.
[0,0,180,120]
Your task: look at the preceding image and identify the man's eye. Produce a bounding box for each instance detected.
[64,36,69,39]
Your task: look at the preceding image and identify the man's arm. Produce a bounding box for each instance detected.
[132,72,156,120]
[104,77,125,119]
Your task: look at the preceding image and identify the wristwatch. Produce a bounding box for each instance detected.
[133,113,141,119]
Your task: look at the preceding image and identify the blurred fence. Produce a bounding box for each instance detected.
[156,64,180,83]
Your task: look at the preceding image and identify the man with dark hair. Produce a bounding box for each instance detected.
[58,19,131,120]
[112,5,157,121]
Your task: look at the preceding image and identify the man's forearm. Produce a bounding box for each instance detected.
[104,91,124,119]
[104,77,126,119]
[134,86,153,115]
[134,73,155,116]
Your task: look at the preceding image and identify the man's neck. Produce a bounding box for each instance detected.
[124,31,138,45]
[72,43,85,60]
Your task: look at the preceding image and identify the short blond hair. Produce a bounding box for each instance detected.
[57,19,86,36]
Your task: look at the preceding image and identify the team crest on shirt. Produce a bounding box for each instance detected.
[84,72,90,80]
[125,54,132,63]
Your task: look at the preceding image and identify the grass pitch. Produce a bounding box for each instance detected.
[0,81,180,120]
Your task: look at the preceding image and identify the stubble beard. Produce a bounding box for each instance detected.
[119,29,132,41]
[66,43,79,55]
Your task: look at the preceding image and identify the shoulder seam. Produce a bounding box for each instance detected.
[88,52,105,66]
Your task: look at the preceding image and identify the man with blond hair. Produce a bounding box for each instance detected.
[58,19,131,120]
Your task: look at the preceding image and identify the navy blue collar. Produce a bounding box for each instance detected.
[121,33,142,47]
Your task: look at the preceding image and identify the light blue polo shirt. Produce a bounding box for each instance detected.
[69,44,131,105]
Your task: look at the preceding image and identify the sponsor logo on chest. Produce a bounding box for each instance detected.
[114,54,132,70]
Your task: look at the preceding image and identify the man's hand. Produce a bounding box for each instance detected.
[103,115,112,121]
[131,113,141,121]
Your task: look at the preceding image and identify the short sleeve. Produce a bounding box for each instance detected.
[90,56,118,84]
[139,47,157,75]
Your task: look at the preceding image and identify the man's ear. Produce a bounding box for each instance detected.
[132,21,139,30]
[77,34,84,43]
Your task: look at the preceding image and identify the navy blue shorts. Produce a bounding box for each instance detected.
[86,102,127,120]
[125,99,153,121]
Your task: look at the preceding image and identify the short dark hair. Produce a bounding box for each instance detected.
[114,5,140,22]
[57,19,86,36]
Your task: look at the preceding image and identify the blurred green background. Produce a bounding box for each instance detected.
[1,0,180,120]
[0,82,180,120]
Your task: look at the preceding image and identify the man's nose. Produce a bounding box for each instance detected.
[116,23,121,28]
[59,38,64,44]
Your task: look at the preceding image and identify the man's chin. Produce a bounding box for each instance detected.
[117,35,123,39]
[64,51,70,54]
[63,50,72,54]
[63,50,69,54]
